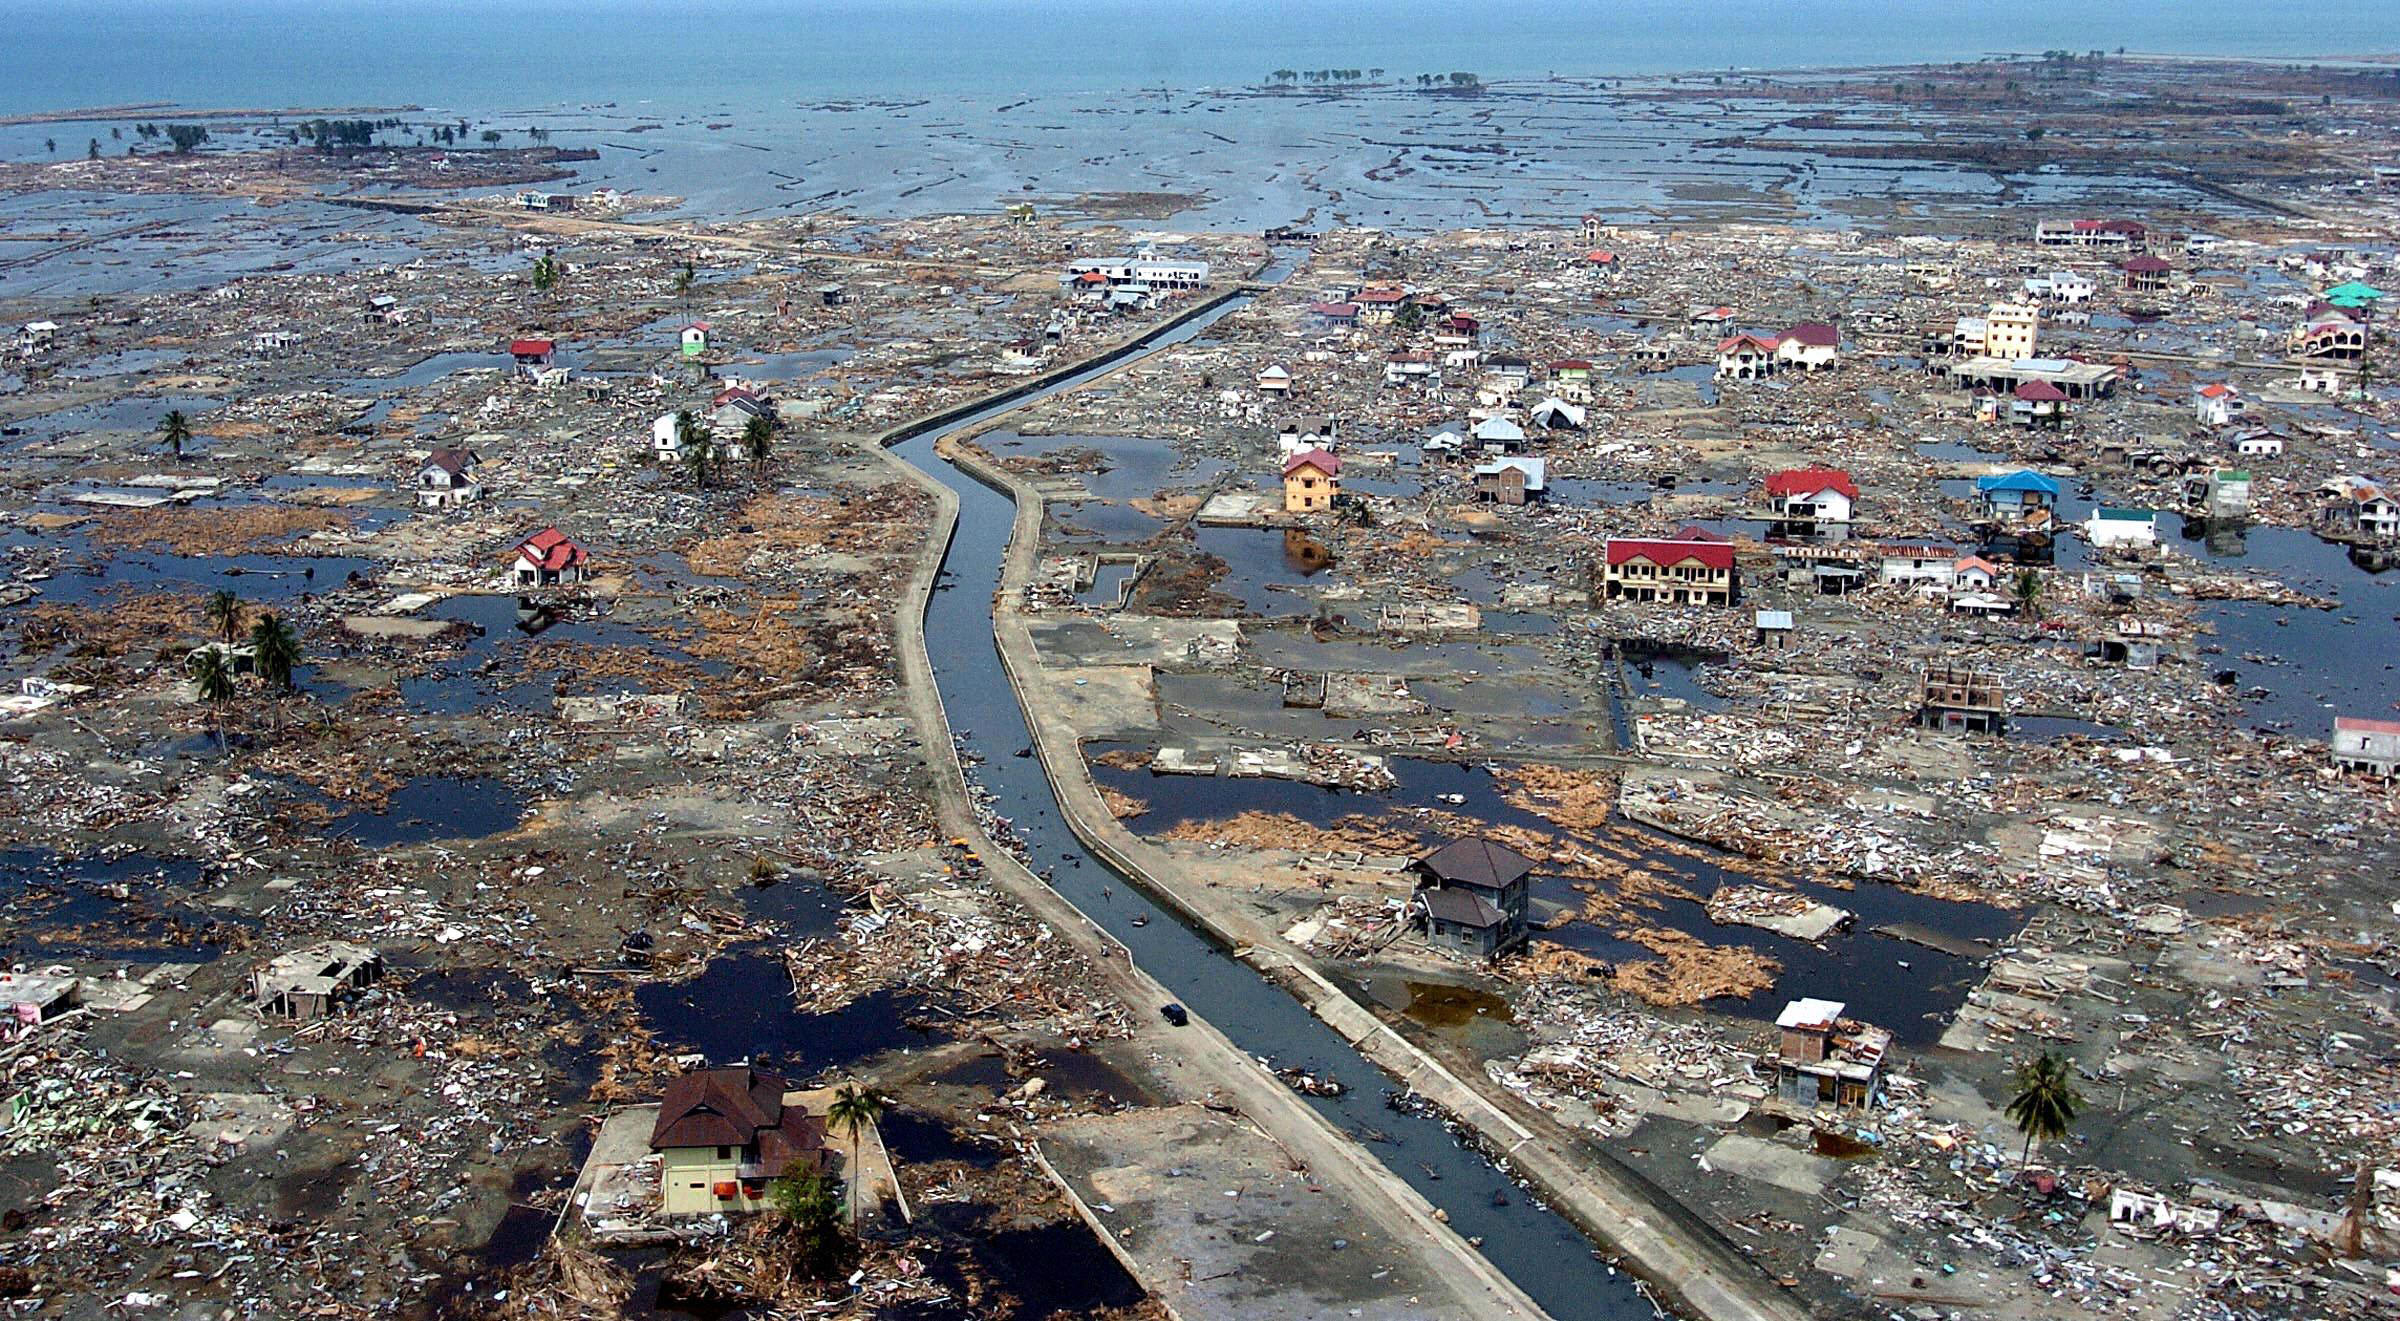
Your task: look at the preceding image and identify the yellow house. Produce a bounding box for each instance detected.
[1282,448,1341,514]
[1984,302,2039,360]
[650,1066,829,1216]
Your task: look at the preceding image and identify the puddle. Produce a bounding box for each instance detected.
[1620,642,1728,710]
[1189,526,1336,615]
[983,431,1228,502]
[875,1105,1009,1167]
[1400,980,1509,1028]
[322,775,525,847]
[635,950,942,1075]
[0,847,238,961]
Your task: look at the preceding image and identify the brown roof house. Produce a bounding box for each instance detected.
[1412,837,1535,958]
[650,1066,829,1215]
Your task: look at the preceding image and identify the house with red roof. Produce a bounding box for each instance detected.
[1716,333,1780,380]
[2011,379,2070,429]
[2332,716,2400,777]
[512,526,590,588]
[1282,449,1341,514]
[1764,468,1858,526]
[1602,527,1738,606]
[1433,314,1481,348]
[508,337,555,373]
[2193,382,2246,427]
[1308,301,1359,328]
[2122,253,2173,294]
[1774,322,1841,371]
[1353,287,1410,326]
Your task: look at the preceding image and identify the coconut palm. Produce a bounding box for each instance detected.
[674,409,710,490]
[2004,1049,2081,1170]
[160,410,191,460]
[187,646,235,743]
[825,1083,883,1230]
[248,612,299,691]
[741,413,774,468]
[203,589,244,645]
[2011,568,2041,619]
[673,260,695,304]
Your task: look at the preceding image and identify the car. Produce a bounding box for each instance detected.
[1159,1002,1188,1027]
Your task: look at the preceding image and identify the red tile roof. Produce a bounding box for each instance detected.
[652,1067,785,1150]
[1778,321,1839,347]
[508,338,555,358]
[1765,467,1859,500]
[2014,380,2070,402]
[1550,359,1592,371]
[1586,249,1617,263]
[1717,333,1778,354]
[1283,448,1341,478]
[2336,715,2400,736]
[515,526,588,572]
[1605,536,1736,571]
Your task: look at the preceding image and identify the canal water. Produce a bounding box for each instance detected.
[890,299,1659,1318]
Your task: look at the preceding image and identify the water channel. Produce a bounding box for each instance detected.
[889,295,1658,1318]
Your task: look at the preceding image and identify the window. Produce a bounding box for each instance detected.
[716,1146,731,1160]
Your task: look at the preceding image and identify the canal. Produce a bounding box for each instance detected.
[888,298,1660,1318]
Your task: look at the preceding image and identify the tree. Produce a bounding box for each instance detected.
[480,129,503,144]
[531,253,559,294]
[673,260,695,304]
[248,613,299,692]
[43,138,55,154]
[674,410,709,489]
[825,1084,884,1230]
[159,409,191,460]
[204,589,245,646]
[87,139,100,160]
[2024,126,2046,141]
[165,124,209,154]
[2005,1050,2080,1169]
[765,1168,854,1280]
[2011,568,2042,619]
[187,646,235,743]
[741,413,774,468]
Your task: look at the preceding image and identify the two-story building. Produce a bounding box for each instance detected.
[1413,837,1535,958]
[1282,449,1340,514]
[1602,530,1738,606]
[650,1066,831,1215]
[1769,998,1890,1114]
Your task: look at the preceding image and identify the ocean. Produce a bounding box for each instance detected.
[6,0,2399,116]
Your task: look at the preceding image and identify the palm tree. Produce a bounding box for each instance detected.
[531,252,558,295]
[2004,1050,2081,1170]
[204,589,244,645]
[741,413,773,468]
[187,647,235,744]
[248,613,299,691]
[825,1083,883,1230]
[674,409,709,489]
[2011,568,2041,619]
[160,410,191,460]
[673,260,695,304]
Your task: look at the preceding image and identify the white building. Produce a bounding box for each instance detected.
[2193,383,2245,427]
[1256,365,1291,394]
[2084,507,2159,550]
[1061,255,1209,290]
